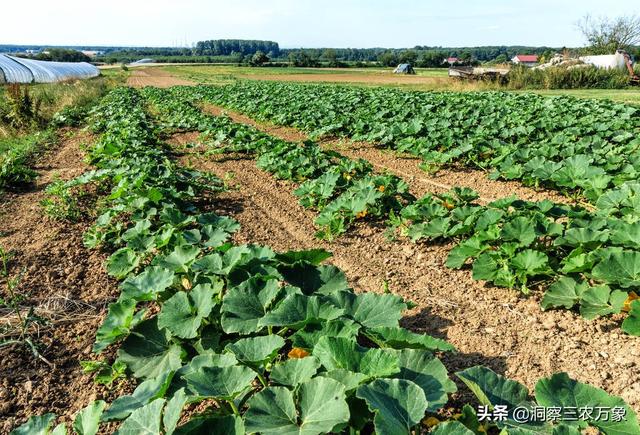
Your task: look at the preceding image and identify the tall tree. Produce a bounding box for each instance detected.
[577,14,640,54]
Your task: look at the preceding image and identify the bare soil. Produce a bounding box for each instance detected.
[0,130,130,432]
[171,119,640,412]
[127,68,195,88]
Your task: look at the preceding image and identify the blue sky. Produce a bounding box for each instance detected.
[2,0,637,48]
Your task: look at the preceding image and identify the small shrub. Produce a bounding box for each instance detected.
[3,84,44,130]
[41,178,83,221]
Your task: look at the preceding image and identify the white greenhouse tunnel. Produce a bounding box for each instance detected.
[0,54,100,84]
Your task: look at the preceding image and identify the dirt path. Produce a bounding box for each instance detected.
[203,104,569,204]
[127,67,195,88]
[172,128,640,412]
[0,130,129,431]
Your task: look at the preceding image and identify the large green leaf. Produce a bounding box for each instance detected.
[319,369,368,392]
[431,421,475,435]
[290,319,361,350]
[73,400,106,435]
[115,398,164,435]
[154,245,201,273]
[622,299,640,336]
[120,266,175,302]
[169,352,237,395]
[116,318,184,379]
[10,414,56,435]
[163,389,188,435]
[501,216,537,247]
[579,286,626,320]
[184,365,256,400]
[356,378,428,435]
[393,349,457,411]
[157,284,216,339]
[275,249,333,266]
[174,415,244,435]
[260,294,344,329]
[279,264,350,295]
[328,291,406,328]
[456,366,529,408]
[270,357,321,387]
[221,277,281,334]
[364,326,455,352]
[245,377,350,435]
[610,222,640,249]
[102,371,173,421]
[592,251,640,288]
[536,372,640,435]
[107,248,141,279]
[541,277,588,310]
[225,334,285,365]
[313,336,399,379]
[446,237,486,269]
[511,249,551,276]
[94,299,144,353]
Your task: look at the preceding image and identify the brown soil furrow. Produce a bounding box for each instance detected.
[0,130,129,431]
[172,133,640,412]
[127,67,195,88]
[203,103,569,204]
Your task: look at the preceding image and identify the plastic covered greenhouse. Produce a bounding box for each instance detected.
[0,54,100,84]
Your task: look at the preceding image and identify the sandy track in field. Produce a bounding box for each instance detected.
[0,130,130,431]
[204,104,569,204]
[172,131,640,412]
[127,67,195,88]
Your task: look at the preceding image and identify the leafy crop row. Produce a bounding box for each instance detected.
[391,186,640,334]
[144,87,415,240]
[184,82,640,202]
[143,87,640,335]
[13,87,640,434]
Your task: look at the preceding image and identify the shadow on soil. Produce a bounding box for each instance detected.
[401,306,509,374]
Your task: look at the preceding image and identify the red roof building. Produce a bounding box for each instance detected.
[511,54,539,65]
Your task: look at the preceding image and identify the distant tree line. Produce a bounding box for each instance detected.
[277,46,560,67]
[14,48,92,62]
[193,39,280,56]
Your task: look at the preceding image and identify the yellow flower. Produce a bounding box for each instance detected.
[422,416,440,427]
[355,209,368,219]
[378,185,386,192]
[623,291,640,312]
[288,347,310,359]
[181,277,192,290]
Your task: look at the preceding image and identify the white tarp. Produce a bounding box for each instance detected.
[579,52,627,70]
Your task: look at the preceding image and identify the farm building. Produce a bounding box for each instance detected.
[0,54,99,84]
[511,54,538,67]
[393,63,416,74]
[444,57,459,65]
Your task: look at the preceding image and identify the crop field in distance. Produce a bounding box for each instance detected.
[163,64,640,104]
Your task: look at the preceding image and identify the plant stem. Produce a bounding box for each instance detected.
[227,400,240,416]
[256,371,267,388]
